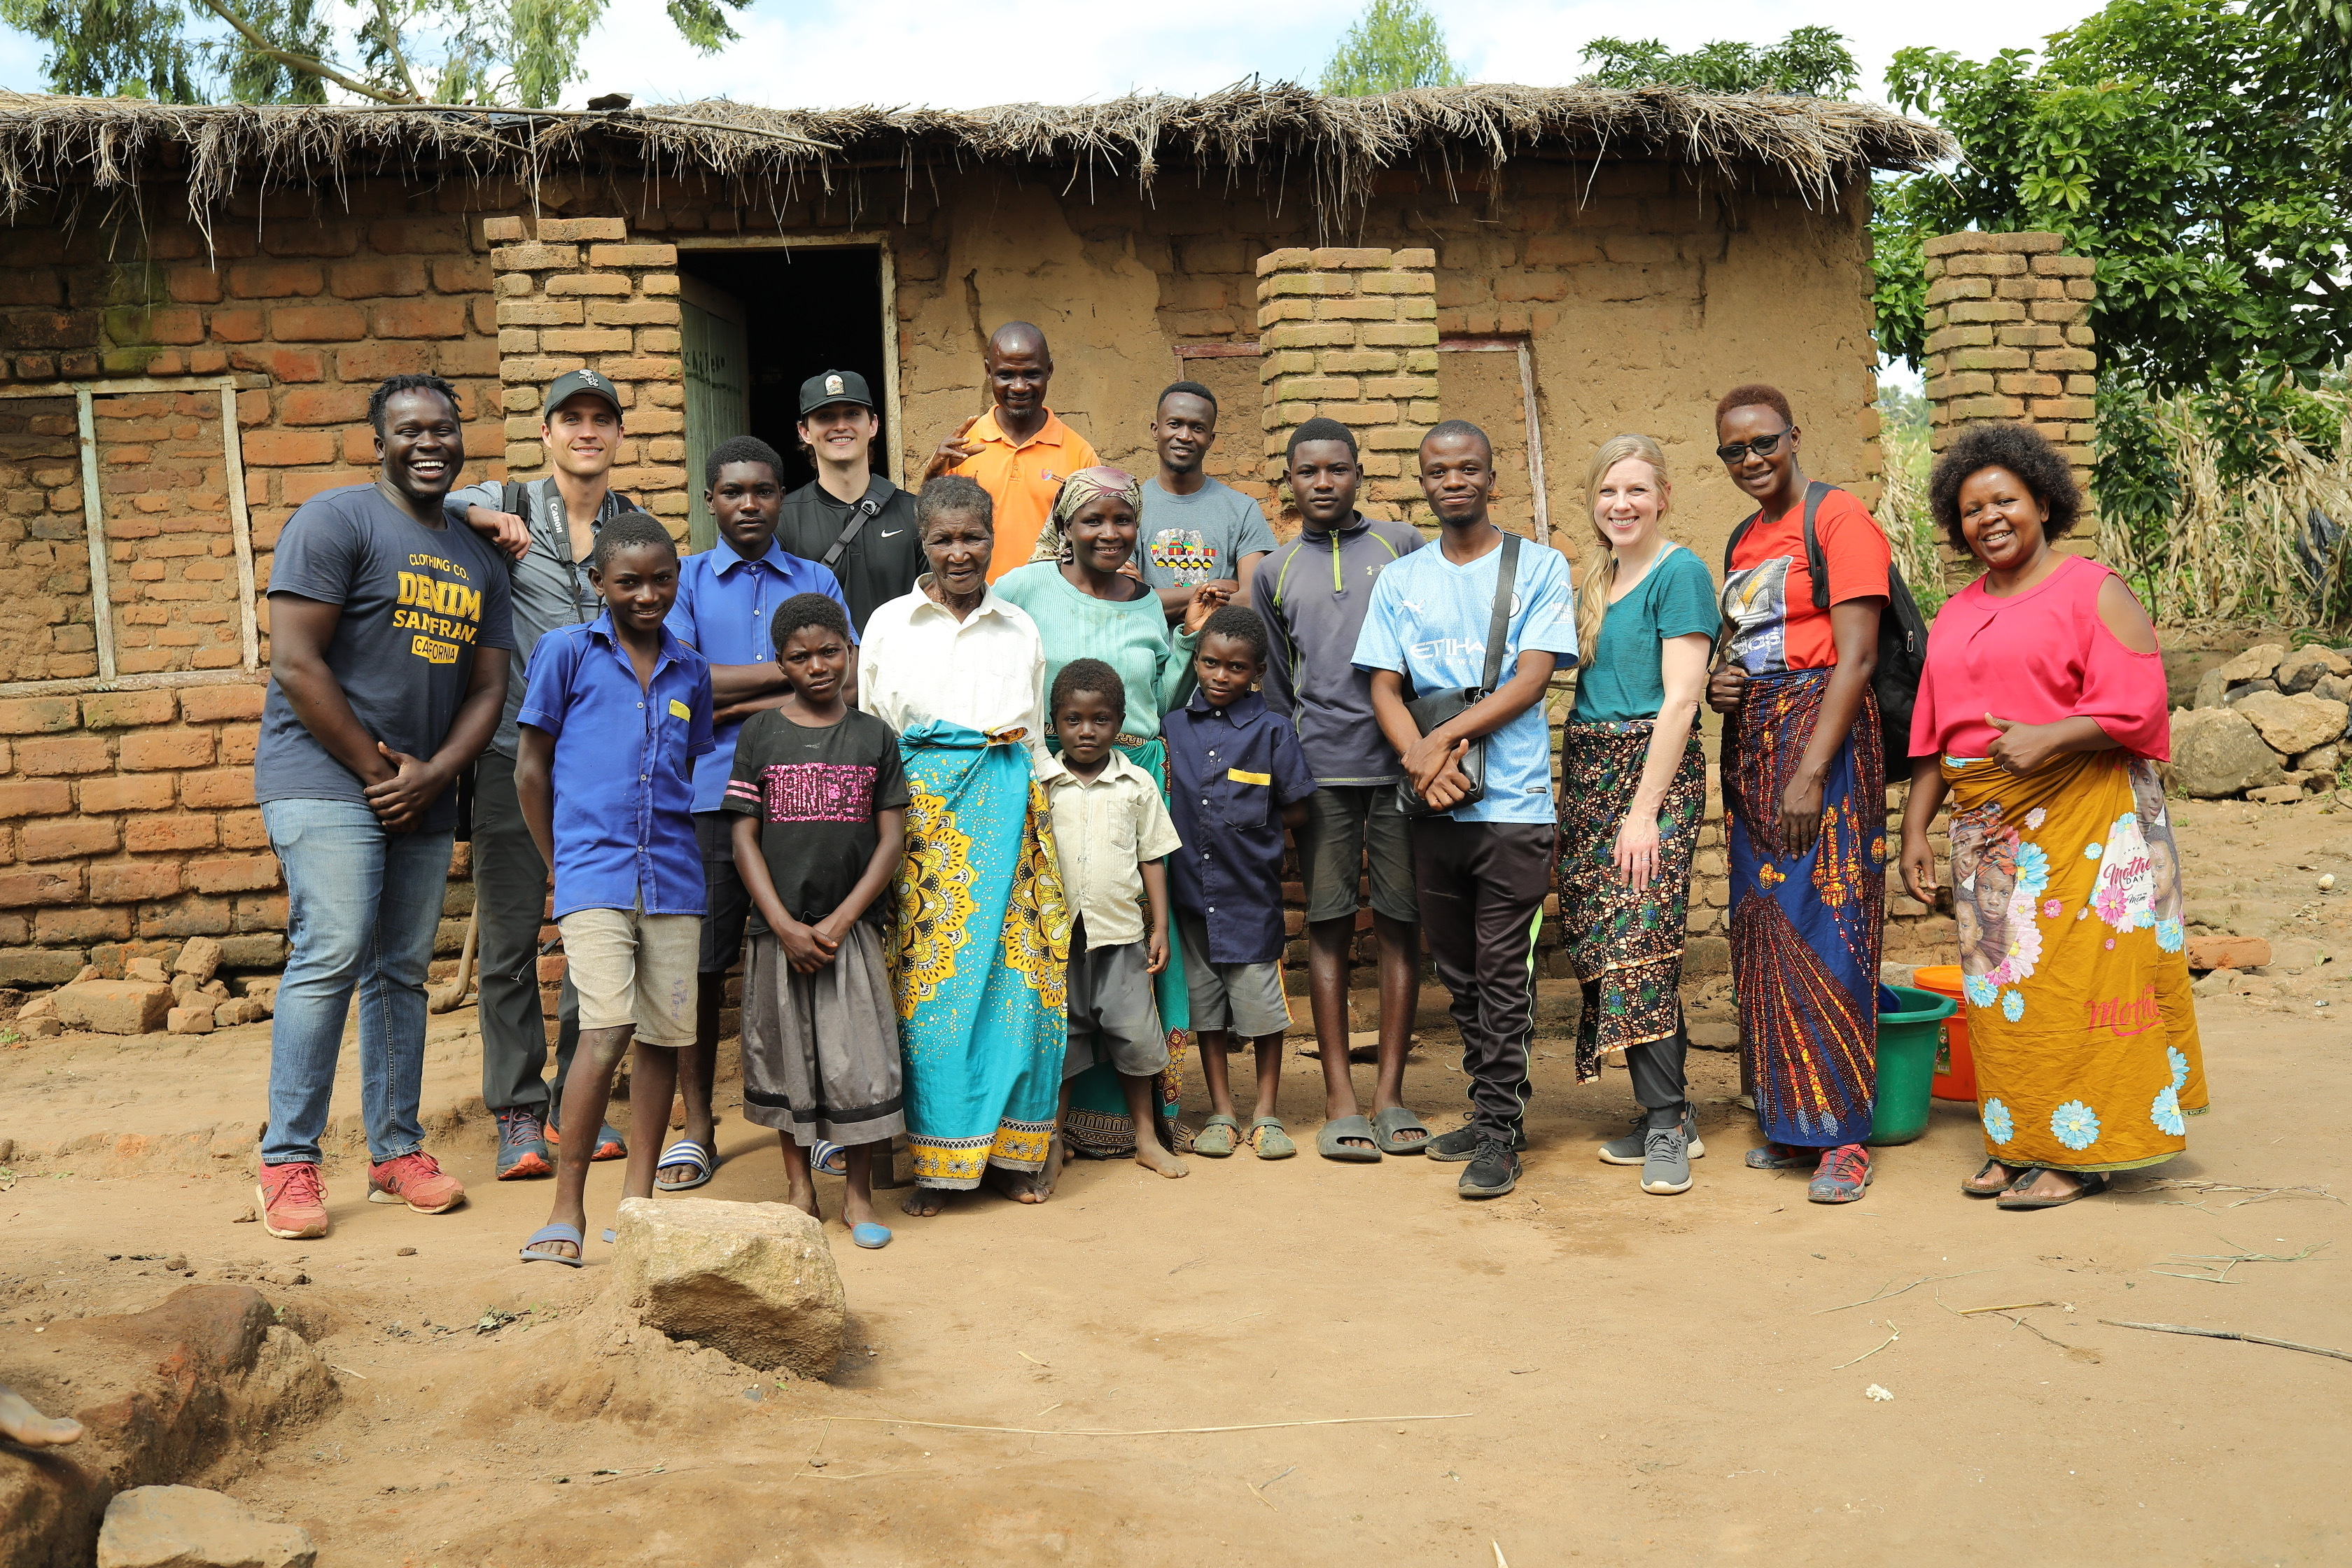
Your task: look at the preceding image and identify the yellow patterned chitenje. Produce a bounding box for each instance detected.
[892,783,976,1021]
[998,783,1072,1010]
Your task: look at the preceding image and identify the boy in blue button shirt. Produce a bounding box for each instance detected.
[514,513,715,1264]
[1164,605,1317,1160]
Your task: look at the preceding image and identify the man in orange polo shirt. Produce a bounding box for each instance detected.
[923,321,1099,578]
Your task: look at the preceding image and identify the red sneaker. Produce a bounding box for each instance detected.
[367,1152,466,1214]
[257,1162,330,1240]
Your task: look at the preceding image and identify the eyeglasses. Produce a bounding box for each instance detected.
[1716,430,1793,463]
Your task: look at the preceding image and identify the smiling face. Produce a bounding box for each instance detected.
[708,460,783,559]
[921,508,992,598]
[1418,430,1494,528]
[799,401,877,467]
[1956,464,2050,573]
[1064,493,1138,575]
[587,542,679,634]
[1287,440,1360,531]
[376,388,464,503]
[1153,392,1217,475]
[1194,630,1263,709]
[542,392,620,480]
[1592,456,1668,554]
[986,340,1051,422]
[1716,402,1798,505]
[776,621,850,707]
[1052,686,1121,770]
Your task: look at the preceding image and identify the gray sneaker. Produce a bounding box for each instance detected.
[1597,1105,1704,1166]
[1639,1126,1693,1194]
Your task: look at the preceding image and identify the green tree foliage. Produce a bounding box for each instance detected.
[1872,0,2352,391]
[0,0,746,105]
[1579,26,1859,97]
[1320,0,1462,96]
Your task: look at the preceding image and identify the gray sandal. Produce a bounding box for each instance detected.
[1193,1113,1240,1158]
[1371,1106,1430,1155]
[1316,1114,1380,1163]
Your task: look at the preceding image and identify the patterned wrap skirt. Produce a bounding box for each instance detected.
[1557,720,1707,1084]
[1725,668,1886,1149]
[1945,750,2208,1172]
[892,719,1072,1189]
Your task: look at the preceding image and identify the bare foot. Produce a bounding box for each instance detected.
[0,1384,82,1448]
[982,1164,1046,1205]
[1030,1133,1066,1201]
[901,1186,946,1218]
[1133,1139,1187,1179]
[783,1180,820,1222]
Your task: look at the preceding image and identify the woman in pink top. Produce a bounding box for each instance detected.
[1898,423,2208,1210]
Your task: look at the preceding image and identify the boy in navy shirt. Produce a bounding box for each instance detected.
[514,513,715,1264]
[1163,605,1316,1159]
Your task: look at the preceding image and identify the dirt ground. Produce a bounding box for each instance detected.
[4,790,2351,1567]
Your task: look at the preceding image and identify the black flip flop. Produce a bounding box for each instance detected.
[1997,1169,2110,1210]
[1962,1158,2029,1197]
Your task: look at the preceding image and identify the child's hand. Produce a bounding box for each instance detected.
[778,916,833,974]
[1145,928,1168,974]
[1181,583,1228,636]
[808,912,853,966]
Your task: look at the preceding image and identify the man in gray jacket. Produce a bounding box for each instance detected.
[444,369,639,1177]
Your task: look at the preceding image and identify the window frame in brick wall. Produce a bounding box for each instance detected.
[0,374,262,698]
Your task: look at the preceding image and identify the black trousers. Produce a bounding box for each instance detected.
[1587,981,1689,1127]
[1411,818,1553,1142]
[472,749,580,1116]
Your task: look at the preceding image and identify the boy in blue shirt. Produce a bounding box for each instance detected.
[1353,421,1579,1200]
[514,513,715,1264]
[1164,605,1317,1159]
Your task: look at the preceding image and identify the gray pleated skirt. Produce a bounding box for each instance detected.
[739,922,906,1148]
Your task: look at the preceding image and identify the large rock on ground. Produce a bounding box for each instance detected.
[52,981,173,1035]
[97,1487,314,1568]
[610,1196,844,1377]
[2192,666,2232,709]
[2166,707,2287,797]
[2234,690,2351,757]
[2274,644,2351,694]
[2214,643,2287,684]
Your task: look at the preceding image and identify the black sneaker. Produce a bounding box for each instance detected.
[1426,1125,1529,1162]
[1457,1138,1520,1198]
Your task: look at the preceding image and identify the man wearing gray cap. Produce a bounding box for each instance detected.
[444,368,641,1179]
[774,369,923,634]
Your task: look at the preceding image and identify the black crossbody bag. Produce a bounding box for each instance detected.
[1395,532,1520,818]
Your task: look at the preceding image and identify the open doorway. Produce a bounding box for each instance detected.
[675,241,894,551]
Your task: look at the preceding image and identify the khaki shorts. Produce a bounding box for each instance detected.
[556,905,701,1046]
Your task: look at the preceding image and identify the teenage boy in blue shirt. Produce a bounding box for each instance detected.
[514,513,715,1264]
[664,436,851,1193]
[1353,421,1579,1200]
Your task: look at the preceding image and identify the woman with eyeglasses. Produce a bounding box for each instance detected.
[1896,421,2206,1210]
[1705,383,1891,1205]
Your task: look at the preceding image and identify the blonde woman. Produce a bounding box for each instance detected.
[1556,434,1718,1195]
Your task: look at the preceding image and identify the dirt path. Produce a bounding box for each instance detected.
[4,794,2350,1565]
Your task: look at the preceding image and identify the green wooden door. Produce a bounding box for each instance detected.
[681,274,749,554]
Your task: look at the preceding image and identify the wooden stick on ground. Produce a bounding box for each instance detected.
[2100,1320,2352,1363]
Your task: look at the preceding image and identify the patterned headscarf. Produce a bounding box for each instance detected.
[1031,465,1144,566]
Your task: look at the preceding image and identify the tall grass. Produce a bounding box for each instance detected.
[1875,391,1949,615]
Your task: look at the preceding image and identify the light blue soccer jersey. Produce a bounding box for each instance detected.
[1350,533,1578,824]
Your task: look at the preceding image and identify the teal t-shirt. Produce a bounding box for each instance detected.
[1569,546,1719,723]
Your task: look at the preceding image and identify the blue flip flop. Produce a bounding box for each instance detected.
[654,1140,716,1192]
[519,1222,584,1267]
[850,1222,892,1250]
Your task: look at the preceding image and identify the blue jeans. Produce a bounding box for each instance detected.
[261,799,454,1167]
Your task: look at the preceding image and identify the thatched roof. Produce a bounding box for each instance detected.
[0,80,1952,233]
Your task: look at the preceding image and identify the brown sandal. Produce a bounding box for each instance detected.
[1963,1158,2029,1197]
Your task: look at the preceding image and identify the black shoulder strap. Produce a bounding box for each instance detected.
[1480,533,1521,693]
[822,476,895,568]
[1724,508,1761,578]
[503,479,530,522]
[1800,479,1836,612]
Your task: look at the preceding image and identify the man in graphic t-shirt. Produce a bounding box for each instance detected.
[1135,381,1276,625]
[252,374,514,1242]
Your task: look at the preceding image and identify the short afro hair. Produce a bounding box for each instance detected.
[1158,380,1217,416]
[1420,419,1492,461]
[587,510,678,574]
[1926,421,2083,551]
[1050,657,1126,720]
[368,374,461,435]
[1198,603,1269,665]
[705,435,784,490]
[1714,383,1794,429]
[771,592,851,656]
[916,473,993,538]
[1285,416,1359,465]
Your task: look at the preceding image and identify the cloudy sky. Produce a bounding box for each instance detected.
[0,0,2104,112]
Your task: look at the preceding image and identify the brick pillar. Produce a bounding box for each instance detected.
[1255,247,1439,528]
[484,216,690,538]
[1921,231,2097,524]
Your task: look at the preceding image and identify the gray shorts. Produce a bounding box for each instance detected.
[1175,909,1292,1038]
[1065,938,1169,1080]
[1294,785,1419,926]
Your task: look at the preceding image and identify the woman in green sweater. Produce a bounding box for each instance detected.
[995,467,1224,1161]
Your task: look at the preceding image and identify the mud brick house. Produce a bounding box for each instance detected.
[0,83,1956,995]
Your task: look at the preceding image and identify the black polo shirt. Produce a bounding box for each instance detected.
[774,475,925,635]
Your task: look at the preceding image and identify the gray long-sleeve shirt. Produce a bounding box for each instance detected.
[1254,512,1424,786]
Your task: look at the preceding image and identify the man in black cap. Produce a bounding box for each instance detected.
[774,370,923,634]
[444,368,642,1179]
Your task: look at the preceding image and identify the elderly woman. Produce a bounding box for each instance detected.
[1898,422,2207,1210]
[995,468,1224,1160]
[859,475,1070,1215]
[1707,383,1891,1205]
[1556,434,1718,1197]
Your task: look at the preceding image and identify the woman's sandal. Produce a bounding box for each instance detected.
[1997,1168,2110,1210]
[1963,1158,2030,1197]
[1193,1114,1240,1158]
[1316,1114,1381,1163]
[518,1222,585,1267]
[1250,1117,1298,1160]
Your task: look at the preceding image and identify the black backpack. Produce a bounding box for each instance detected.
[1723,479,1928,764]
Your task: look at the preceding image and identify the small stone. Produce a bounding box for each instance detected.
[2316,673,2352,706]
[2222,679,2279,704]
[2248,784,2306,804]
[164,1254,187,1271]
[257,1265,307,1287]
[396,1246,416,1256]
[71,963,102,984]
[167,1004,216,1035]
[18,1016,61,1038]
[171,973,202,1001]
[2323,874,2339,891]
[97,1484,316,1568]
[202,979,230,1000]
[172,935,225,984]
[2297,743,2342,775]
[2186,934,2271,972]
[2214,643,2287,684]
[17,993,56,1020]
[125,956,169,984]
[2192,667,2232,709]
[2275,644,2351,693]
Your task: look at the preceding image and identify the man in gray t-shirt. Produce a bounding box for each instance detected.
[1136,381,1277,624]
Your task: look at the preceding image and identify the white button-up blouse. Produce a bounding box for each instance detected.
[858,578,1060,778]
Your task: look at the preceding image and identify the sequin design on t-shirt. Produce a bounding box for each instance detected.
[736,763,876,824]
